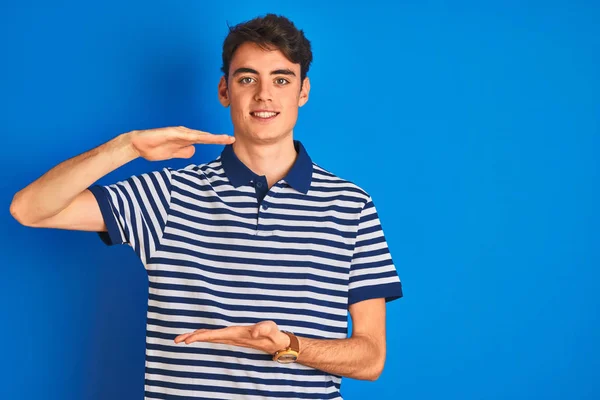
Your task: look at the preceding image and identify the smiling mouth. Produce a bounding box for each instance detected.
[250,111,280,120]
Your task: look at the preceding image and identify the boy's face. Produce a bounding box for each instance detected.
[218,42,310,144]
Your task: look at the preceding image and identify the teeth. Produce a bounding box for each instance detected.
[252,112,277,118]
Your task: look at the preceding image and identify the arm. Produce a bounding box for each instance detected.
[9,127,235,230]
[10,132,138,229]
[175,297,388,381]
[295,298,386,380]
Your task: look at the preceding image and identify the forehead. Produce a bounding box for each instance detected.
[230,42,299,73]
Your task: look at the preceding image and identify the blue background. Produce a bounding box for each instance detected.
[1,1,598,399]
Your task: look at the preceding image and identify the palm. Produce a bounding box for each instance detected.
[174,320,289,355]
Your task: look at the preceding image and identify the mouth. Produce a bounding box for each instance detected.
[250,111,280,122]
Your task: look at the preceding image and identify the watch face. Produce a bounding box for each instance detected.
[277,353,298,364]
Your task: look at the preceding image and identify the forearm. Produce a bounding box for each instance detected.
[10,131,138,225]
[296,335,385,381]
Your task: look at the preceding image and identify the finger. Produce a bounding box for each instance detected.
[176,127,235,144]
[194,133,235,145]
[184,338,240,346]
[256,321,278,337]
[185,326,246,344]
[172,145,196,159]
[251,325,261,339]
[174,332,194,343]
[175,329,207,343]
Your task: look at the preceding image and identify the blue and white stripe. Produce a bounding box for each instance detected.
[89,140,403,399]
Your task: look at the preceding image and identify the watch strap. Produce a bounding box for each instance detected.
[281,331,300,353]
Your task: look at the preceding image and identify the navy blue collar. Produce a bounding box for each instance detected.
[220,140,313,194]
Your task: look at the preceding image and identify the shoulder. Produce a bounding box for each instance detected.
[311,162,372,207]
[166,155,225,181]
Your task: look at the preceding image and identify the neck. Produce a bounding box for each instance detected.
[231,134,298,188]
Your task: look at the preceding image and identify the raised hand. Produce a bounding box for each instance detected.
[130,125,235,161]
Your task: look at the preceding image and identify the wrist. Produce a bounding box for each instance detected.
[272,331,300,364]
[117,131,141,161]
[273,330,291,353]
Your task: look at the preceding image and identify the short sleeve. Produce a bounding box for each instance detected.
[348,197,403,306]
[88,167,173,265]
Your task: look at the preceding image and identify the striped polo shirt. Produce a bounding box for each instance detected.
[89,139,403,400]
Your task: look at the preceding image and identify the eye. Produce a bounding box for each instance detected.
[275,78,290,85]
[239,77,255,84]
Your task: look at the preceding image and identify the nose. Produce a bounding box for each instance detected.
[254,79,273,102]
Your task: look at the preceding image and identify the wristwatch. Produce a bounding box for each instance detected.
[272,331,300,364]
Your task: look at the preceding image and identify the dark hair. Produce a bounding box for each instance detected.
[221,14,313,89]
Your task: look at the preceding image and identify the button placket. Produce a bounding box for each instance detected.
[256,182,283,236]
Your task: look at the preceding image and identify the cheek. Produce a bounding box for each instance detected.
[229,102,247,122]
[284,101,299,119]
[229,94,250,121]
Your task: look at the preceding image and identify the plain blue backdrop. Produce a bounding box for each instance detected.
[1,1,598,399]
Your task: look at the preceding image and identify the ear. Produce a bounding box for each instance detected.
[218,75,230,107]
[298,77,310,107]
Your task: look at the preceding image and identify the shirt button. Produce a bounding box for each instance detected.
[262,205,269,210]
[256,182,263,188]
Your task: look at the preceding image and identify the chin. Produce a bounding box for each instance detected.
[242,128,291,144]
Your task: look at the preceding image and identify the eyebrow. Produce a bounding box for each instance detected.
[232,67,296,77]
